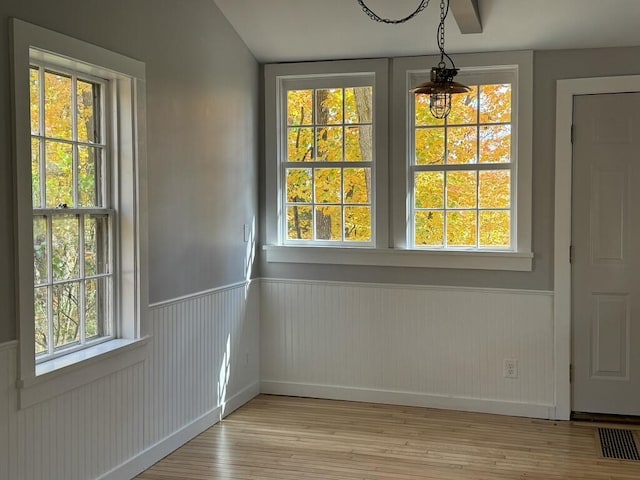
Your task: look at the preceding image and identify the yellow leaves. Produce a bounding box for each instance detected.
[44,71,73,140]
[286,168,312,202]
[45,140,73,207]
[480,84,511,123]
[415,128,444,165]
[480,125,511,163]
[287,90,312,126]
[479,171,510,209]
[447,126,477,164]
[284,85,373,243]
[30,68,40,134]
[317,127,342,161]
[412,82,513,249]
[315,168,341,203]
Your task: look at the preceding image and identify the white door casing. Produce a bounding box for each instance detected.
[571,93,640,415]
[555,75,640,420]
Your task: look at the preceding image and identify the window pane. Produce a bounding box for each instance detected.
[287,90,313,126]
[31,138,41,207]
[77,80,100,143]
[416,128,444,165]
[447,126,477,164]
[447,86,478,125]
[316,88,343,125]
[52,282,80,349]
[480,125,511,164]
[314,168,341,204]
[315,206,341,240]
[34,286,48,355]
[30,67,40,135]
[480,211,510,248]
[415,211,444,247]
[447,211,477,247]
[344,206,371,242]
[345,87,372,123]
[316,127,343,161]
[344,168,370,204]
[33,216,48,285]
[85,214,109,276]
[45,141,73,208]
[415,172,444,209]
[287,206,312,240]
[345,126,372,161]
[447,171,477,208]
[479,170,510,209]
[480,84,511,124]
[85,277,108,340]
[44,71,72,140]
[286,168,312,203]
[78,146,101,207]
[415,95,444,127]
[52,215,80,281]
[287,127,314,162]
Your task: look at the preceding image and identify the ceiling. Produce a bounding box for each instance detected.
[213,0,640,63]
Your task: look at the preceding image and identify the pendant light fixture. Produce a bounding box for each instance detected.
[357,0,470,119]
[411,0,470,119]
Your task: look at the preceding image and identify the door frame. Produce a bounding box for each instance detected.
[554,75,640,420]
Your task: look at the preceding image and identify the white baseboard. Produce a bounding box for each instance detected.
[260,380,555,420]
[98,380,260,480]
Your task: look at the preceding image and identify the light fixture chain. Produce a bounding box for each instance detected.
[356,0,431,24]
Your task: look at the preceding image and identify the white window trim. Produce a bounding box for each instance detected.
[265,58,390,249]
[11,19,149,408]
[264,52,532,271]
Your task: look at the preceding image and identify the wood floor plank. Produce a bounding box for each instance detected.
[138,395,640,479]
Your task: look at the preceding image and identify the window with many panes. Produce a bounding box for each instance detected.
[410,69,516,250]
[30,62,113,362]
[281,76,375,245]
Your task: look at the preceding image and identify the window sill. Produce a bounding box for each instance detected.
[18,337,150,409]
[263,245,533,271]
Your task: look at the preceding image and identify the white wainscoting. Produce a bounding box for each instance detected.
[0,280,259,480]
[260,279,556,419]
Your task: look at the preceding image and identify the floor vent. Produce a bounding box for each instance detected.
[598,428,640,461]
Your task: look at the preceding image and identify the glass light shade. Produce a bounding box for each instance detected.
[430,92,451,119]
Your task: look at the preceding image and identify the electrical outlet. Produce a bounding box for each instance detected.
[503,359,518,378]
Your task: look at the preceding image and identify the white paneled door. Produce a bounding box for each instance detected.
[572,92,640,415]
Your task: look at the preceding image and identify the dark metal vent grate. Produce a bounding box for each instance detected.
[598,428,640,461]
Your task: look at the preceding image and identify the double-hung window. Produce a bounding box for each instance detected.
[282,77,374,245]
[12,19,148,406]
[409,70,516,250]
[30,62,113,361]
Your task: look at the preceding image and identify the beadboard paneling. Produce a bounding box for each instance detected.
[0,281,259,480]
[146,282,260,446]
[260,279,555,418]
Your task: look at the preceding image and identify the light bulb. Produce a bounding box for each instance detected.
[430,92,451,119]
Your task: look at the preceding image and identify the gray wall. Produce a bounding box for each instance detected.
[0,0,259,342]
[259,46,640,291]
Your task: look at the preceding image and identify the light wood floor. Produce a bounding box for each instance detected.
[138,395,640,480]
